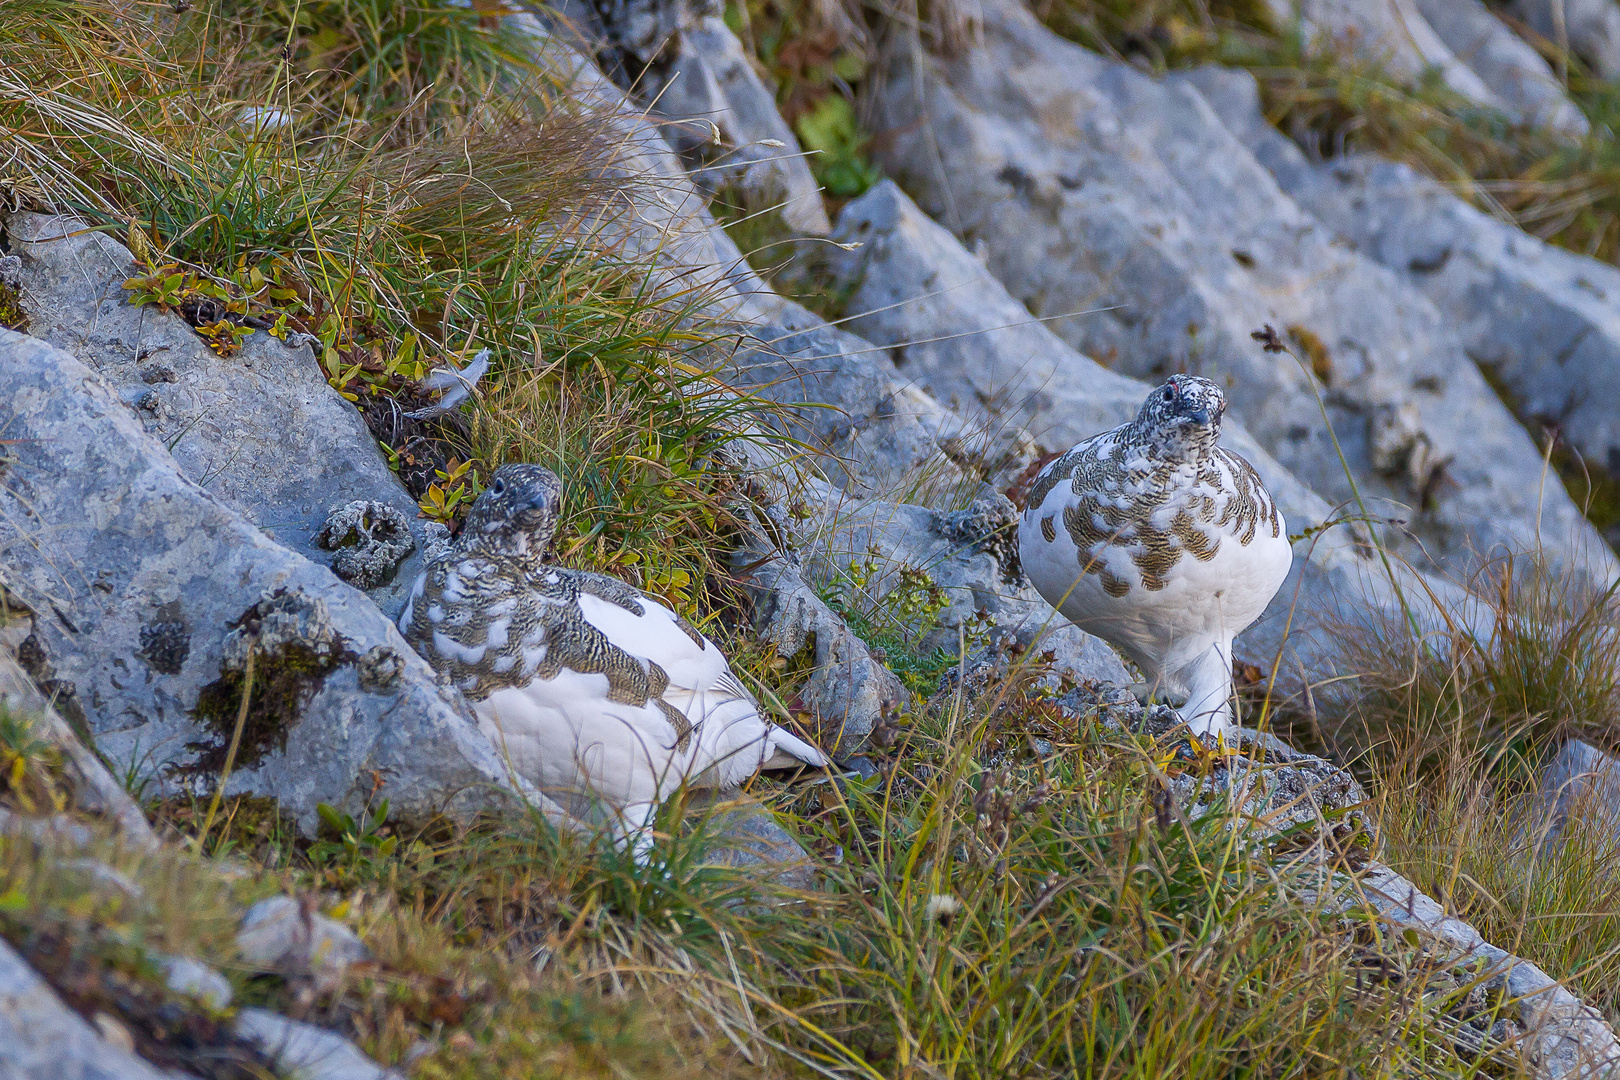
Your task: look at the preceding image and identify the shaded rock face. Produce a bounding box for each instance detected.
[4,212,432,620]
[0,329,563,834]
[867,0,1617,588]
[826,179,1149,454]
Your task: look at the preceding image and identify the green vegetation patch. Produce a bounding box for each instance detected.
[0,706,70,816]
[725,0,882,202]
[0,282,26,333]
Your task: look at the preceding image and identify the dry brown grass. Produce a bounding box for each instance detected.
[1324,552,1620,1024]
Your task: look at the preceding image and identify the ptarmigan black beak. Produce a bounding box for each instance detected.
[1187,408,1210,425]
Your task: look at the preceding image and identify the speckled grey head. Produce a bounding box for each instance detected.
[1132,375,1226,460]
[458,464,563,566]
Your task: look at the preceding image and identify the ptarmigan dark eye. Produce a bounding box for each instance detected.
[491,478,506,496]
[1162,388,1174,402]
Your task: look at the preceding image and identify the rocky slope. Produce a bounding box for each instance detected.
[6,0,1620,1074]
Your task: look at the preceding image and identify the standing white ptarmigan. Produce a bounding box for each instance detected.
[1018,375,1291,740]
[399,464,829,856]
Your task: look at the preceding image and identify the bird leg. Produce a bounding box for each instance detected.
[1174,640,1236,741]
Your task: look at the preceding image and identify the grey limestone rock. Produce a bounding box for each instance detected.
[158,955,233,1012]
[827,179,1153,456]
[1415,0,1589,133]
[821,179,1477,701]
[1505,0,1620,79]
[233,1008,402,1080]
[686,790,819,890]
[0,936,195,1080]
[1187,75,1620,534]
[317,502,416,592]
[724,311,998,495]
[1259,0,1505,106]
[499,13,785,323]
[733,538,905,752]
[0,631,158,847]
[1359,864,1620,1078]
[868,0,1617,589]
[547,0,829,234]
[622,6,833,234]
[795,482,1133,690]
[0,810,99,849]
[504,19,1001,500]
[4,212,433,620]
[236,896,371,993]
[0,328,570,835]
[1525,739,1620,851]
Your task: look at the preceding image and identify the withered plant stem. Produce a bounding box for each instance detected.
[195,639,255,855]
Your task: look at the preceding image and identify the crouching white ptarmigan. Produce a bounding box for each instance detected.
[399,464,829,857]
[1018,375,1291,741]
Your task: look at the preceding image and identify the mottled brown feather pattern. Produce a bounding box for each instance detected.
[1029,437,1280,596]
[403,561,706,751]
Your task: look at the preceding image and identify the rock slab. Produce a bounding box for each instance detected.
[869,0,1617,588]
[5,212,433,620]
[1361,864,1620,1078]
[0,328,566,834]
[234,1008,402,1080]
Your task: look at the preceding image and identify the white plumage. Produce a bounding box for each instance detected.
[1017,375,1292,738]
[399,464,828,856]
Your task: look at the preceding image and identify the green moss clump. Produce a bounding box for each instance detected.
[184,639,349,777]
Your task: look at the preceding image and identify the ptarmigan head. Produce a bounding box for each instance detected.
[458,463,563,567]
[1131,375,1226,462]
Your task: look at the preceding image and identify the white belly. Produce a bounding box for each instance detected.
[475,670,684,810]
[471,671,781,812]
[1019,511,1292,686]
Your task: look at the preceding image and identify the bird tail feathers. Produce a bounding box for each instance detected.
[762,727,831,769]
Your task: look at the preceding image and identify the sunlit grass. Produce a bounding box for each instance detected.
[1328,551,1620,1024]
[0,673,1514,1079]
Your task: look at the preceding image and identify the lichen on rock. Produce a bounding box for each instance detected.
[316,500,416,590]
